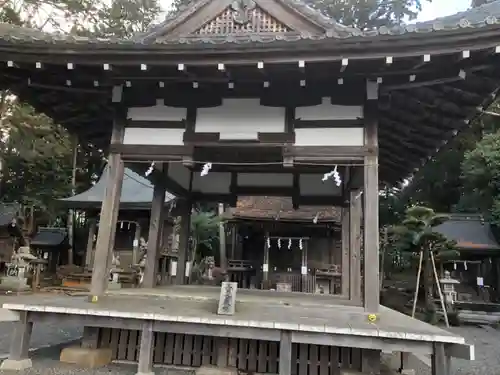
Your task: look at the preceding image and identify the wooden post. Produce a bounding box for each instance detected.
[278,331,292,375]
[363,80,380,313]
[85,218,97,269]
[137,321,154,375]
[175,201,192,285]
[431,343,448,375]
[67,134,78,265]
[218,203,227,271]
[341,207,350,297]
[89,111,125,301]
[143,170,166,289]
[361,349,381,375]
[263,231,270,285]
[301,239,308,292]
[132,221,141,266]
[1,311,33,369]
[230,225,237,260]
[350,189,362,304]
[81,327,99,349]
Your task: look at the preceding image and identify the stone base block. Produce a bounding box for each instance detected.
[60,346,112,368]
[0,276,31,292]
[0,358,32,371]
[196,366,238,375]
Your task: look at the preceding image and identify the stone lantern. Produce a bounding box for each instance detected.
[439,270,460,305]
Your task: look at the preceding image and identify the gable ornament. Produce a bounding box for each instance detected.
[231,0,256,25]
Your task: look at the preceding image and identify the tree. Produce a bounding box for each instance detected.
[461,129,500,225]
[390,206,457,323]
[171,0,431,30]
[190,210,221,263]
[0,0,163,223]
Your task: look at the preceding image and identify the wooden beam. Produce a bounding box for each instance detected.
[363,96,380,313]
[109,144,190,160]
[84,218,97,269]
[279,331,293,375]
[142,167,167,288]
[175,201,192,285]
[5,311,32,362]
[349,189,362,305]
[284,145,374,160]
[137,321,154,375]
[341,207,350,298]
[89,115,125,301]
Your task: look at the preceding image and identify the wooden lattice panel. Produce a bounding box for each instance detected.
[98,328,363,374]
[194,6,291,35]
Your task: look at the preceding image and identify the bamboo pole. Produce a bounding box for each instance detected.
[430,251,449,328]
[412,251,423,318]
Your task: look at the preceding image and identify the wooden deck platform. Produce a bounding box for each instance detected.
[1,286,474,374]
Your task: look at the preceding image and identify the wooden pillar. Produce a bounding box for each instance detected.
[431,343,449,375]
[132,221,142,266]
[137,321,154,375]
[89,112,125,301]
[218,203,227,270]
[143,171,166,289]
[361,349,381,375]
[81,326,99,349]
[278,331,292,375]
[230,225,237,260]
[263,232,270,284]
[3,311,33,365]
[341,207,350,297]
[301,240,308,292]
[363,80,380,313]
[350,189,362,304]
[85,218,97,269]
[175,201,192,285]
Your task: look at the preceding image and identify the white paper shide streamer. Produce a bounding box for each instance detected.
[145,162,155,176]
[201,162,212,176]
[322,165,342,186]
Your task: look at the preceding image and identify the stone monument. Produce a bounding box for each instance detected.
[217,281,238,315]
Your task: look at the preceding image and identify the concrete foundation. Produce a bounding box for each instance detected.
[0,358,32,371]
[60,346,112,368]
[196,366,238,375]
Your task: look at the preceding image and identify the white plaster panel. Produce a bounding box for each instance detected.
[295,128,364,146]
[127,99,187,121]
[237,173,293,187]
[192,172,231,194]
[195,99,285,140]
[123,128,185,145]
[300,174,342,196]
[167,163,191,189]
[295,98,363,121]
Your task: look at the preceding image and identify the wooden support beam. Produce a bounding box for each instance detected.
[279,331,292,375]
[349,189,362,305]
[81,326,99,349]
[132,221,142,266]
[137,321,154,375]
[7,311,32,361]
[432,343,449,375]
[85,218,96,269]
[175,201,192,285]
[89,116,125,301]
[143,168,167,288]
[361,349,381,375]
[363,83,380,313]
[341,207,350,297]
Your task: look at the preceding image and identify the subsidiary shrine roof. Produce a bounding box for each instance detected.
[2,0,500,184]
[59,165,175,210]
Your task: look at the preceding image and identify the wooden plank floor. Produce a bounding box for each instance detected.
[3,286,465,344]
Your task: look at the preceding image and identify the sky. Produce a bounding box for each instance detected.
[160,0,472,22]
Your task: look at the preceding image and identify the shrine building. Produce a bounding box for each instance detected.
[1,0,499,374]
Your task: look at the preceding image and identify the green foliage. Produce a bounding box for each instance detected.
[190,210,221,258]
[0,0,163,221]
[461,129,500,224]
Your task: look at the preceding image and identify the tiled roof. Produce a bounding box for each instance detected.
[1,1,500,45]
[434,214,500,251]
[225,196,341,223]
[60,165,175,209]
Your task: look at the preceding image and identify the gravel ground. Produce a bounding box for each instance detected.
[0,320,82,356]
[0,344,194,375]
[403,324,500,375]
